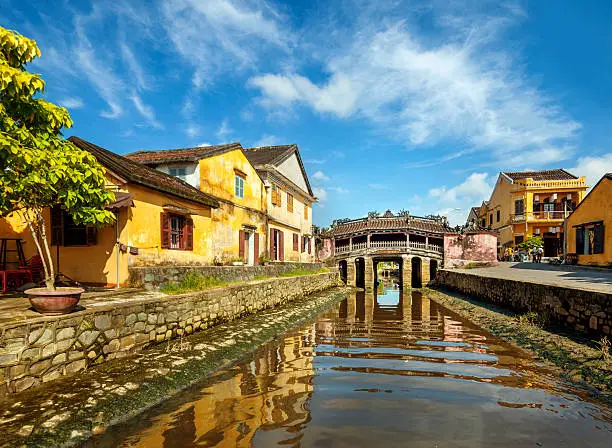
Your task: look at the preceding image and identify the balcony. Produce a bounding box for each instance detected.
[511,211,569,223]
[334,241,443,254]
[512,178,587,192]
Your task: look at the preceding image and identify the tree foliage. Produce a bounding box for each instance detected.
[0,26,115,289]
[517,236,543,250]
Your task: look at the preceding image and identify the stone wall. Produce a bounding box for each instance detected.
[0,272,339,395]
[437,270,612,337]
[129,262,324,289]
[444,232,499,269]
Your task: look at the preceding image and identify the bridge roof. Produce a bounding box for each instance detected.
[329,215,450,237]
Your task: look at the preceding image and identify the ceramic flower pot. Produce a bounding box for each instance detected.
[24,287,84,315]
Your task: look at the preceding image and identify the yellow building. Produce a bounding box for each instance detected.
[243,145,317,262]
[0,137,220,286]
[565,173,611,266]
[127,144,268,265]
[479,169,588,257]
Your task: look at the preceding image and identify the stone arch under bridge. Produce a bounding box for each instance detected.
[329,213,447,291]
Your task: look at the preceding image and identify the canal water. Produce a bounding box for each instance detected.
[91,280,612,447]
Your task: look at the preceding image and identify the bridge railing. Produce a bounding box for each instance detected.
[334,241,443,254]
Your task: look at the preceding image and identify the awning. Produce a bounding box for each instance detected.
[162,204,192,215]
[105,192,134,211]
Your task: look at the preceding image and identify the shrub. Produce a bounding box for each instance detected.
[161,272,226,294]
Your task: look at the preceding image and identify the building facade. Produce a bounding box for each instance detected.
[479,170,588,257]
[0,137,220,286]
[243,145,317,263]
[127,144,268,265]
[565,173,611,267]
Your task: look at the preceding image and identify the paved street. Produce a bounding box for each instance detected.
[450,262,612,294]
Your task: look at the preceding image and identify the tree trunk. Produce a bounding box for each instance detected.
[21,209,54,290]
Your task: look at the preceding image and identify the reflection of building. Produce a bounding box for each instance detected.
[130,330,315,447]
[565,173,611,266]
[478,170,588,257]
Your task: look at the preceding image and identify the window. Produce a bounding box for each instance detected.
[169,167,187,181]
[304,204,309,220]
[271,183,282,206]
[51,206,97,247]
[161,213,193,251]
[514,199,525,215]
[496,210,500,222]
[543,202,555,213]
[576,223,604,255]
[489,214,493,226]
[302,236,309,253]
[293,233,299,251]
[287,193,294,212]
[234,174,245,199]
[481,219,486,228]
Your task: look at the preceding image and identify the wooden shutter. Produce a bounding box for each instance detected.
[293,233,298,251]
[238,229,245,260]
[270,229,275,260]
[308,237,312,254]
[160,213,170,249]
[184,217,194,251]
[279,230,284,261]
[51,206,64,246]
[594,224,604,254]
[254,233,260,265]
[86,227,98,246]
[575,227,584,255]
[301,236,305,253]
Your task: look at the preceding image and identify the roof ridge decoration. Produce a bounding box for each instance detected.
[501,168,579,181]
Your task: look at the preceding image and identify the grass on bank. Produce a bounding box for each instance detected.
[162,267,330,295]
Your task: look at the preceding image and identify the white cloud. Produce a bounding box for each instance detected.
[186,125,201,138]
[368,183,388,190]
[329,186,349,194]
[313,170,330,181]
[120,42,150,91]
[305,159,326,165]
[59,97,84,109]
[130,92,163,129]
[161,0,292,88]
[429,172,493,225]
[216,118,232,140]
[313,187,328,202]
[198,142,212,147]
[249,13,580,166]
[569,154,612,189]
[331,150,346,159]
[253,134,281,147]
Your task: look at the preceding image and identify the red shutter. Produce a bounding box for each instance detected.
[184,217,194,251]
[301,236,305,253]
[238,229,245,260]
[293,233,298,251]
[270,229,275,260]
[279,230,285,261]
[254,233,260,265]
[160,213,170,249]
[308,237,312,254]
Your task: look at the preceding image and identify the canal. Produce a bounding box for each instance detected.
[90,280,612,447]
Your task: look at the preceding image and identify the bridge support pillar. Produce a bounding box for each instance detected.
[364,256,374,291]
[347,257,356,287]
[401,255,412,289]
[422,257,431,286]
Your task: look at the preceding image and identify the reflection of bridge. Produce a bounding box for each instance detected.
[327,212,449,290]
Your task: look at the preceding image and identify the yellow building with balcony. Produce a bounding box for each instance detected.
[479,169,588,258]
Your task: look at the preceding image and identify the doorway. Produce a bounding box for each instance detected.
[429,260,438,282]
[339,260,348,284]
[543,233,560,257]
[411,257,422,288]
[355,258,365,289]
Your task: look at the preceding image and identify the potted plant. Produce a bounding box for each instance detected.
[231,257,244,266]
[0,27,115,314]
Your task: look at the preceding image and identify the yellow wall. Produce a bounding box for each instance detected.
[0,182,214,286]
[566,177,612,266]
[199,150,267,262]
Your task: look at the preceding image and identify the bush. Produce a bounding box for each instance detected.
[161,272,226,294]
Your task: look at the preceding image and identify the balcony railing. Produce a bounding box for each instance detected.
[512,178,587,191]
[511,211,569,223]
[334,241,443,254]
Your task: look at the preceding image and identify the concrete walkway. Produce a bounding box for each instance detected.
[448,262,612,294]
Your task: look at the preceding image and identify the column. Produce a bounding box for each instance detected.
[422,257,431,286]
[364,256,374,291]
[346,257,356,287]
[349,237,353,252]
[367,233,371,248]
[425,235,429,249]
[402,254,412,289]
[406,233,410,249]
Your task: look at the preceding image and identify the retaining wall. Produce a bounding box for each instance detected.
[129,262,324,289]
[437,269,612,337]
[0,271,339,395]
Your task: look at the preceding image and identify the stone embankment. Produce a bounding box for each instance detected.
[129,262,324,289]
[437,269,612,337]
[0,271,339,395]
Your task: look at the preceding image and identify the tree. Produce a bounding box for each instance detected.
[518,236,543,251]
[0,26,115,290]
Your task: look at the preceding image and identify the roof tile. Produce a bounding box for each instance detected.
[503,169,578,181]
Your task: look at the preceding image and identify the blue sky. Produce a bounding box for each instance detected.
[3,0,612,226]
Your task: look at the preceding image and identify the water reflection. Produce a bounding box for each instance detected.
[95,286,612,447]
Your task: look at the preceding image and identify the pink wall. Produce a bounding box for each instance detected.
[317,238,334,261]
[444,232,498,268]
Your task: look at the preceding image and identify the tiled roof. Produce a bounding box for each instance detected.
[502,169,578,181]
[68,137,220,208]
[242,145,295,166]
[329,216,450,237]
[125,142,242,165]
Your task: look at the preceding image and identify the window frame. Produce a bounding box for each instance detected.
[514,199,525,215]
[169,166,187,181]
[271,183,282,206]
[287,193,294,213]
[51,206,97,247]
[304,203,309,220]
[161,212,194,251]
[234,174,245,199]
